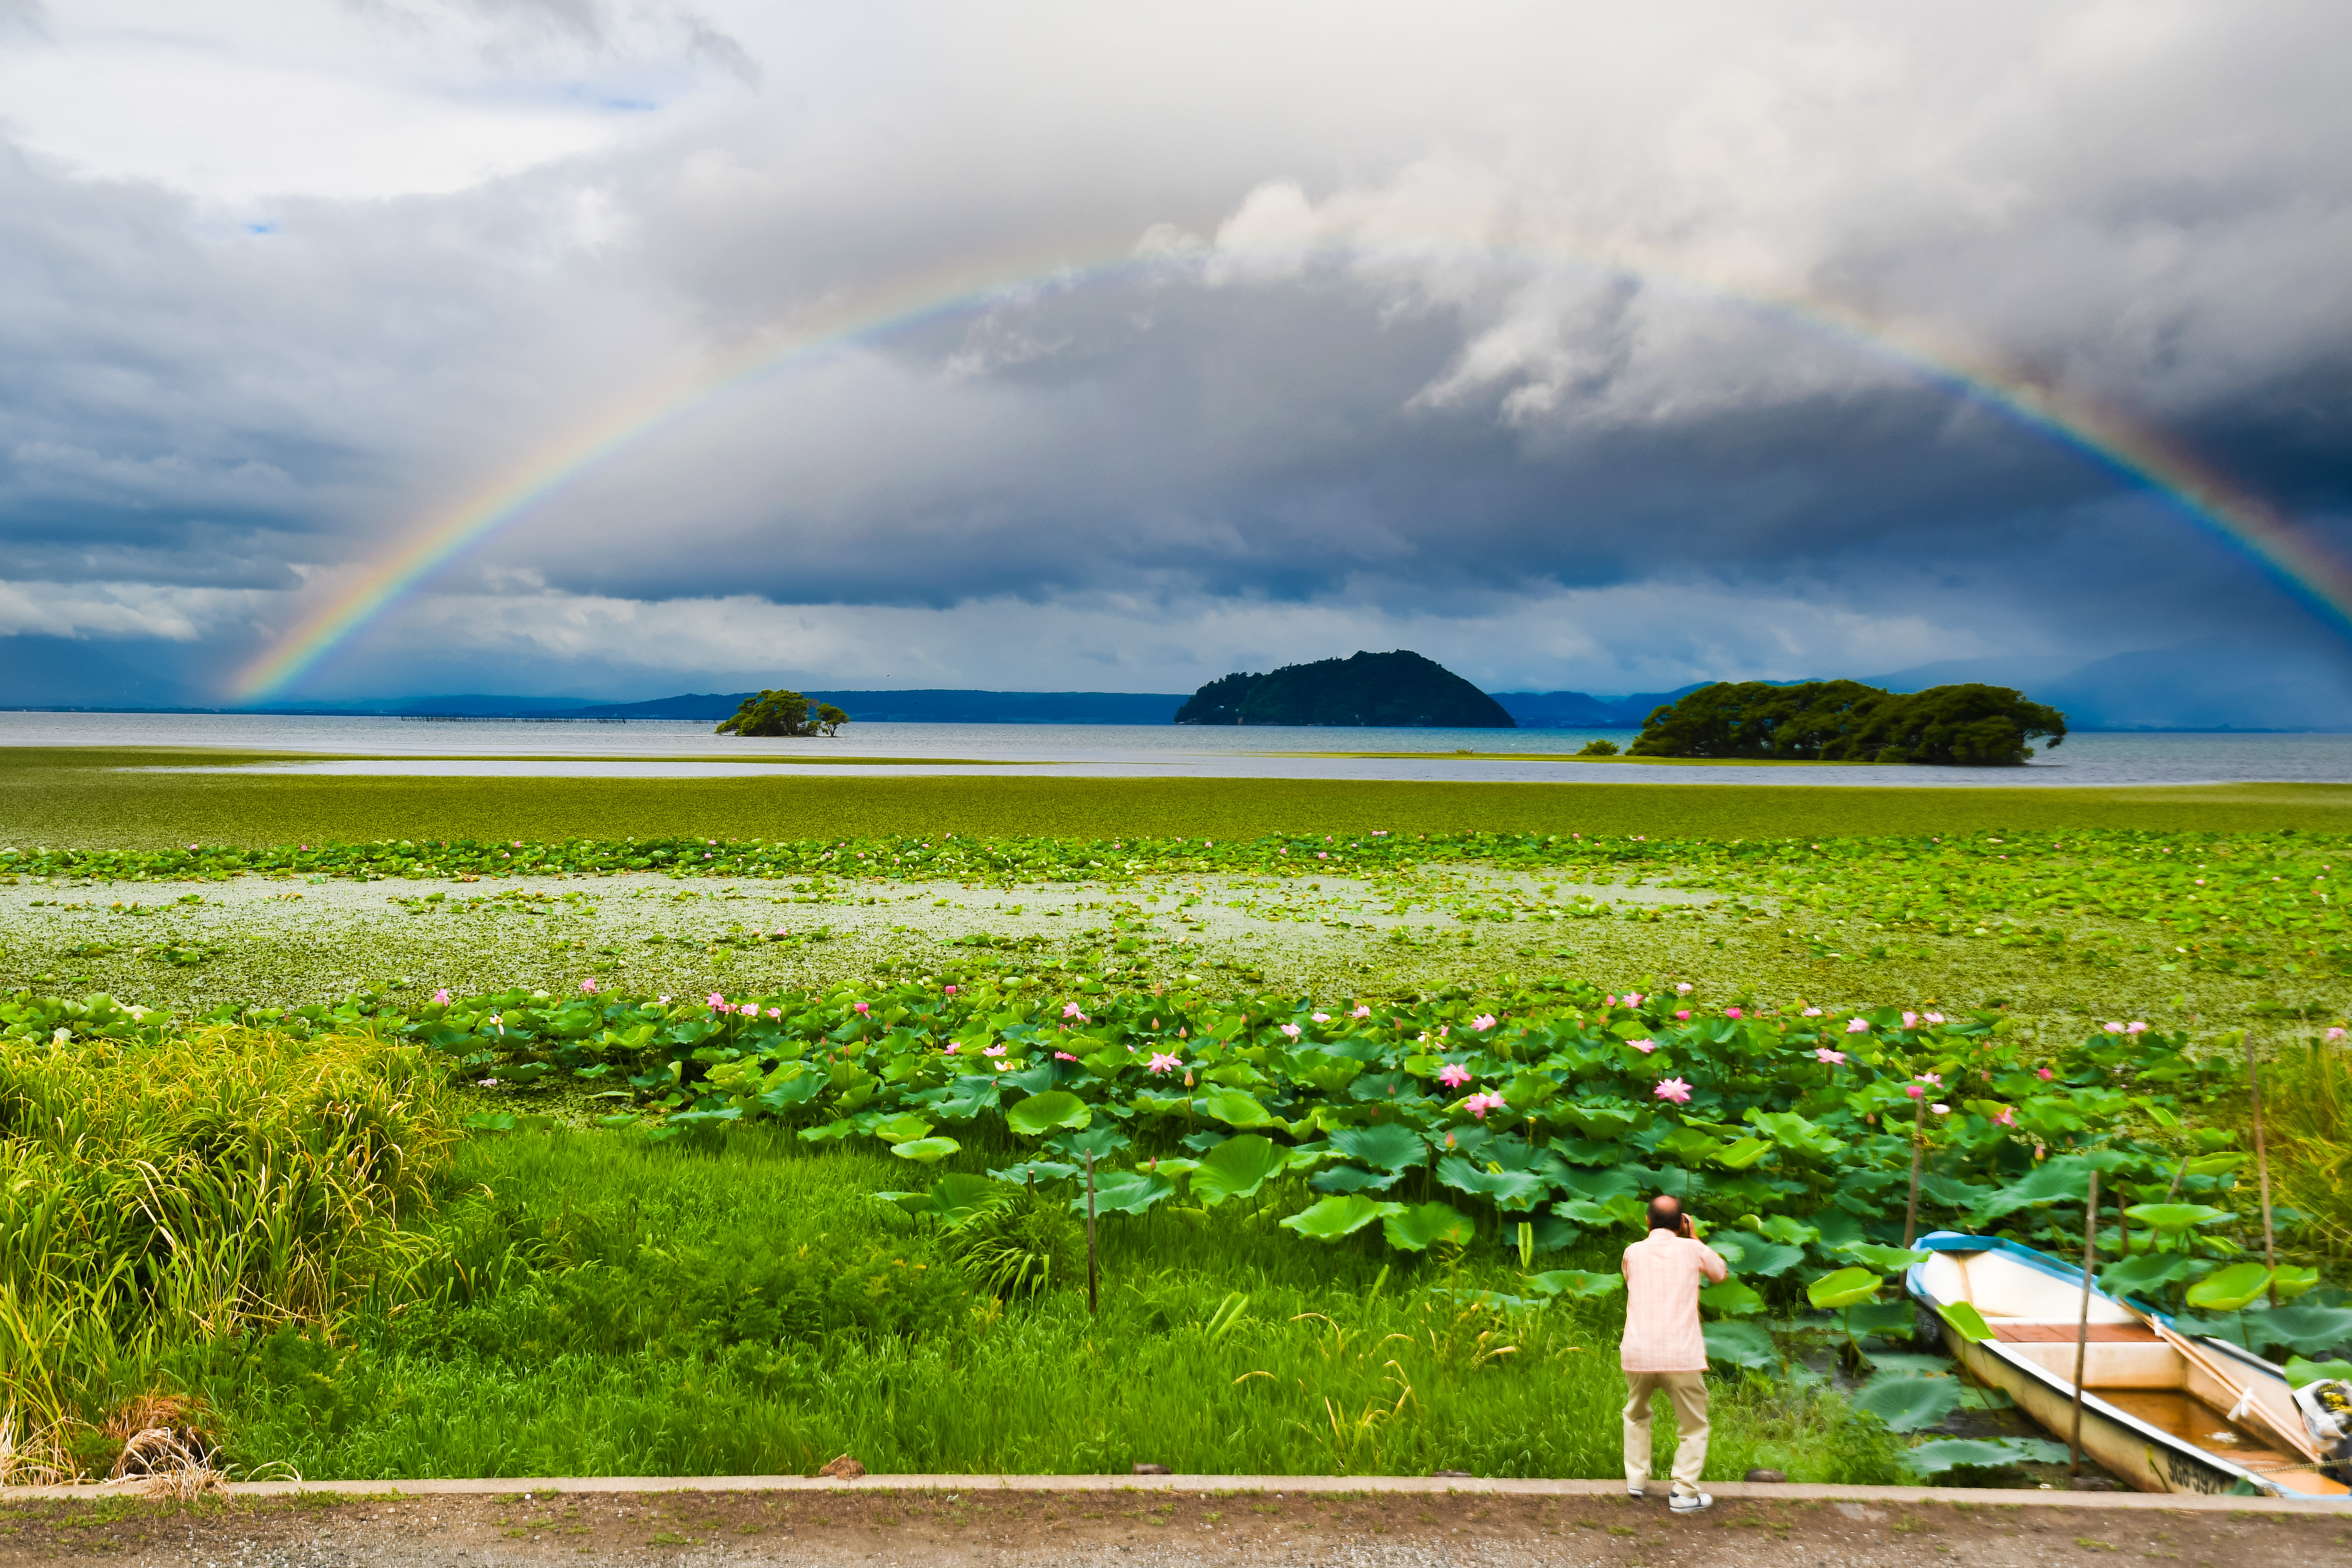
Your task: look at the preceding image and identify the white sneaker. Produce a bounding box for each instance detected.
[1627,1482,1645,1498]
[1669,1492,1712,1514]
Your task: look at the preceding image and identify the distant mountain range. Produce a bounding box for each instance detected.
[9,635,2352,731]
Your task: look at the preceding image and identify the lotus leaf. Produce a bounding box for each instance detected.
[1311,1165,1404,1194]
[1524,1268,1623,1300]
[888,1172,1001,1226]
[2268,1264,2323,1302]
[1436,1155,1550,1212]
[1973,1155,2096,1220]
[1710,1136,1772,1170]
[1189,1134,1288,1207]
[2186,1262,2273,1312]
[1698,1279,1765,1317]
[2185,1152,2249,1177]
[1836,1242,1931,1272]
[1906,1437,2069,1475]
[1853,1372,1963,1432]
[2285,1355,2352,1389]
[1702,1320,1778,1370]
[2098,1253,2201,1298]
[889,1136,960,1163]
[663,1106,739,1129]
[1006,1090,1091,1136]
[1382,1201,1476,1252]
[1326,1122,1430,1174]
[1845,1299,1918,1338]
[989,1159,1081,1188]
[2242,1300,2352,1355]
[1049,1126,1132,1160]
[1729,1239,1806,1279]
[2123,1203,2232,1231]
[1807,1266,1884,1310]
[870,1112,933,1145]
[1939,1301,1996,1343]
[1199,1088,1278,1129]
[1749,1215,1821,1247]
[1280,1194,1405,1240]
[1072,1169,1176,1216]
[1746,1110,1845,1159]
[1555,1195,1645,1230]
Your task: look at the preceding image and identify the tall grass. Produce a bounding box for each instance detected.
[2268,1032,2352,1266]
[0,1026,458,1477]
[190,1128,1908,1484]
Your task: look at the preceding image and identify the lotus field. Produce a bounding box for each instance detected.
[3,814,2351,1482]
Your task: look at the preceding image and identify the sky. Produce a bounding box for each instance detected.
[4,0,2352,704]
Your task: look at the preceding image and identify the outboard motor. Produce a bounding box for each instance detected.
[2292,1379,2352,1486]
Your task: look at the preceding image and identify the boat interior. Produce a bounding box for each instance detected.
[1918,1247,2349,1496]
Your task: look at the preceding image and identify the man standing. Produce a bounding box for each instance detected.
[1620,1193,1728,1512]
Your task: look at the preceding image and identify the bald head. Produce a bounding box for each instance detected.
[1647,1195,1685,1233]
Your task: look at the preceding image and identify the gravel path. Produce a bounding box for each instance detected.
[1,1487,2343,1568]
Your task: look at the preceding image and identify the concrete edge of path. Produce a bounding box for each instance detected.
[3,1474,2344,1513]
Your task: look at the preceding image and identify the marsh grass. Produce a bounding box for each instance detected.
[2267,1034,2352,1265]
[0,1026,459,1478]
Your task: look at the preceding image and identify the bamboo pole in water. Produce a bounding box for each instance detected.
[1085,1149,1099,1316]
[2069,1167,2100,1483]
[1903,1093,1926,1248]
[2244,1034,2279,1308]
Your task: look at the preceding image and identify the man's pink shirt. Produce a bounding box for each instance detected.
[1619,1230,1729,1372]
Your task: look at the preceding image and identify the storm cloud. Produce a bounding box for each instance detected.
[3,1,2351,702]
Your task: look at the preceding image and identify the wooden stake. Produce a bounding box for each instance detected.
[1084,1149,1100,1316]
[2069,1167,2099,1482]
[2244,1034,2279,1309]
[1903,1094,1926,1248]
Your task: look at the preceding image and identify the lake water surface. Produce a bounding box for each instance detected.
[6,711,2351,787]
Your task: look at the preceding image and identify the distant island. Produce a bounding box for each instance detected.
[1628,680,2067,764]
[1174,650,1516,728]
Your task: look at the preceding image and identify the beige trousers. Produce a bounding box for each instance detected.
[1622,1370,1710,1495]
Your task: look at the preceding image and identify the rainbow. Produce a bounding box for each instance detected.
[230,236,2352,700]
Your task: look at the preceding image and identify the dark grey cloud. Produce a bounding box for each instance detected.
[3,1,2352,704]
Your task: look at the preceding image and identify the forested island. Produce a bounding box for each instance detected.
[1628,680,2066,764]
[1174,650,1516,727]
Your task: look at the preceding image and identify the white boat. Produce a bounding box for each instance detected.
[1906,1232,2349,1499]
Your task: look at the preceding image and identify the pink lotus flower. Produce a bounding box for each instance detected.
[1924,1012,1946,1024]
[1055,1050,1077,1061]
[1605,995,1617,1007]
[944,1043,961,1053]
[1676,983,1693,994]
[1725,1007,1743,1020]
[1462,1091,1504,1118]
[658,994,671,1004]
[2103,1021,2125,1034]
[487,1014,503,1028]
[1311,1012,1330,1023]
[1906,1084,1925,1099]
[1352,1005,1371,1018]
[1654,1078,1693,1104]
[433,988,451,1005]
[983,1043,1007,1058]
[2125,1021,2148,1035]
[1438,1063,1473,1088]
[740,1003,760,1017]
[1148,1051,1182,1074]
[708,992,726,1008]
[1280,1023,1301,1039]
[1901,1011,1918,1028]
[2037,1067,2054,1081]
[1995,1107,2016,1127]
[944,985,958,995]
[1802,1007,1823,1017]
[767,1007,781,1019]
[2330,1028,2347,1042]
[1062,1002,1087,1020]
[1626,1038,1657,1055]
[1815,1047,1846,1065]
[1624,993,1644,1007]
[853,1001,869,1014]
[1674,1009,1691,1021]
[1472,1014,1497,1031]
[1917,1072,1942,1086]
[1931,1103,1950,1115]
[1846,1018,1870,1034]
[580,978,598,994]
